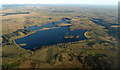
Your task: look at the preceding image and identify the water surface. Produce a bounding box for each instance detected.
[15,21,87,50]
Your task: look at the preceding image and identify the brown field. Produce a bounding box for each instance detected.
[56,23,72,26]
[111,25,120,27]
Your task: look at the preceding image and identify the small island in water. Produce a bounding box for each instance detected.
[64,35,79,39]
[56,23,72,26]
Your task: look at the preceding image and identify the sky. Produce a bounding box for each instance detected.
[1,0,119,5]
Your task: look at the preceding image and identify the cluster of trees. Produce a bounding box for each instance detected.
[2,29,32,45]
[77,53,112,68]
[25,20,34,24]
[91,18,119,40]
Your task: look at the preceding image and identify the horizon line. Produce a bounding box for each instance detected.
[2,3,118,6]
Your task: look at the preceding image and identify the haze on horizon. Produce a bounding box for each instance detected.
[1,0,119,5]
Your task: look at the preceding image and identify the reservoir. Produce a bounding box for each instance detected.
[15,21,87,50]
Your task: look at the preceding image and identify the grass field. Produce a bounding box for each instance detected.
[2,4,118,68]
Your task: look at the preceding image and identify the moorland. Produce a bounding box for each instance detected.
[1,4,119,68]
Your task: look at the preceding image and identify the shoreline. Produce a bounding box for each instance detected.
[12,31,36,47]
[84,31,90,39]
[12,31,36,40]
[12,26,60,46]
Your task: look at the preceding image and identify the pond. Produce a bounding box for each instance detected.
[15,21,87,50]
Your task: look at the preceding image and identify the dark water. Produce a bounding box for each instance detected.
[2,12,30,16]
[15,21,87,50]
[28,22,59,31]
